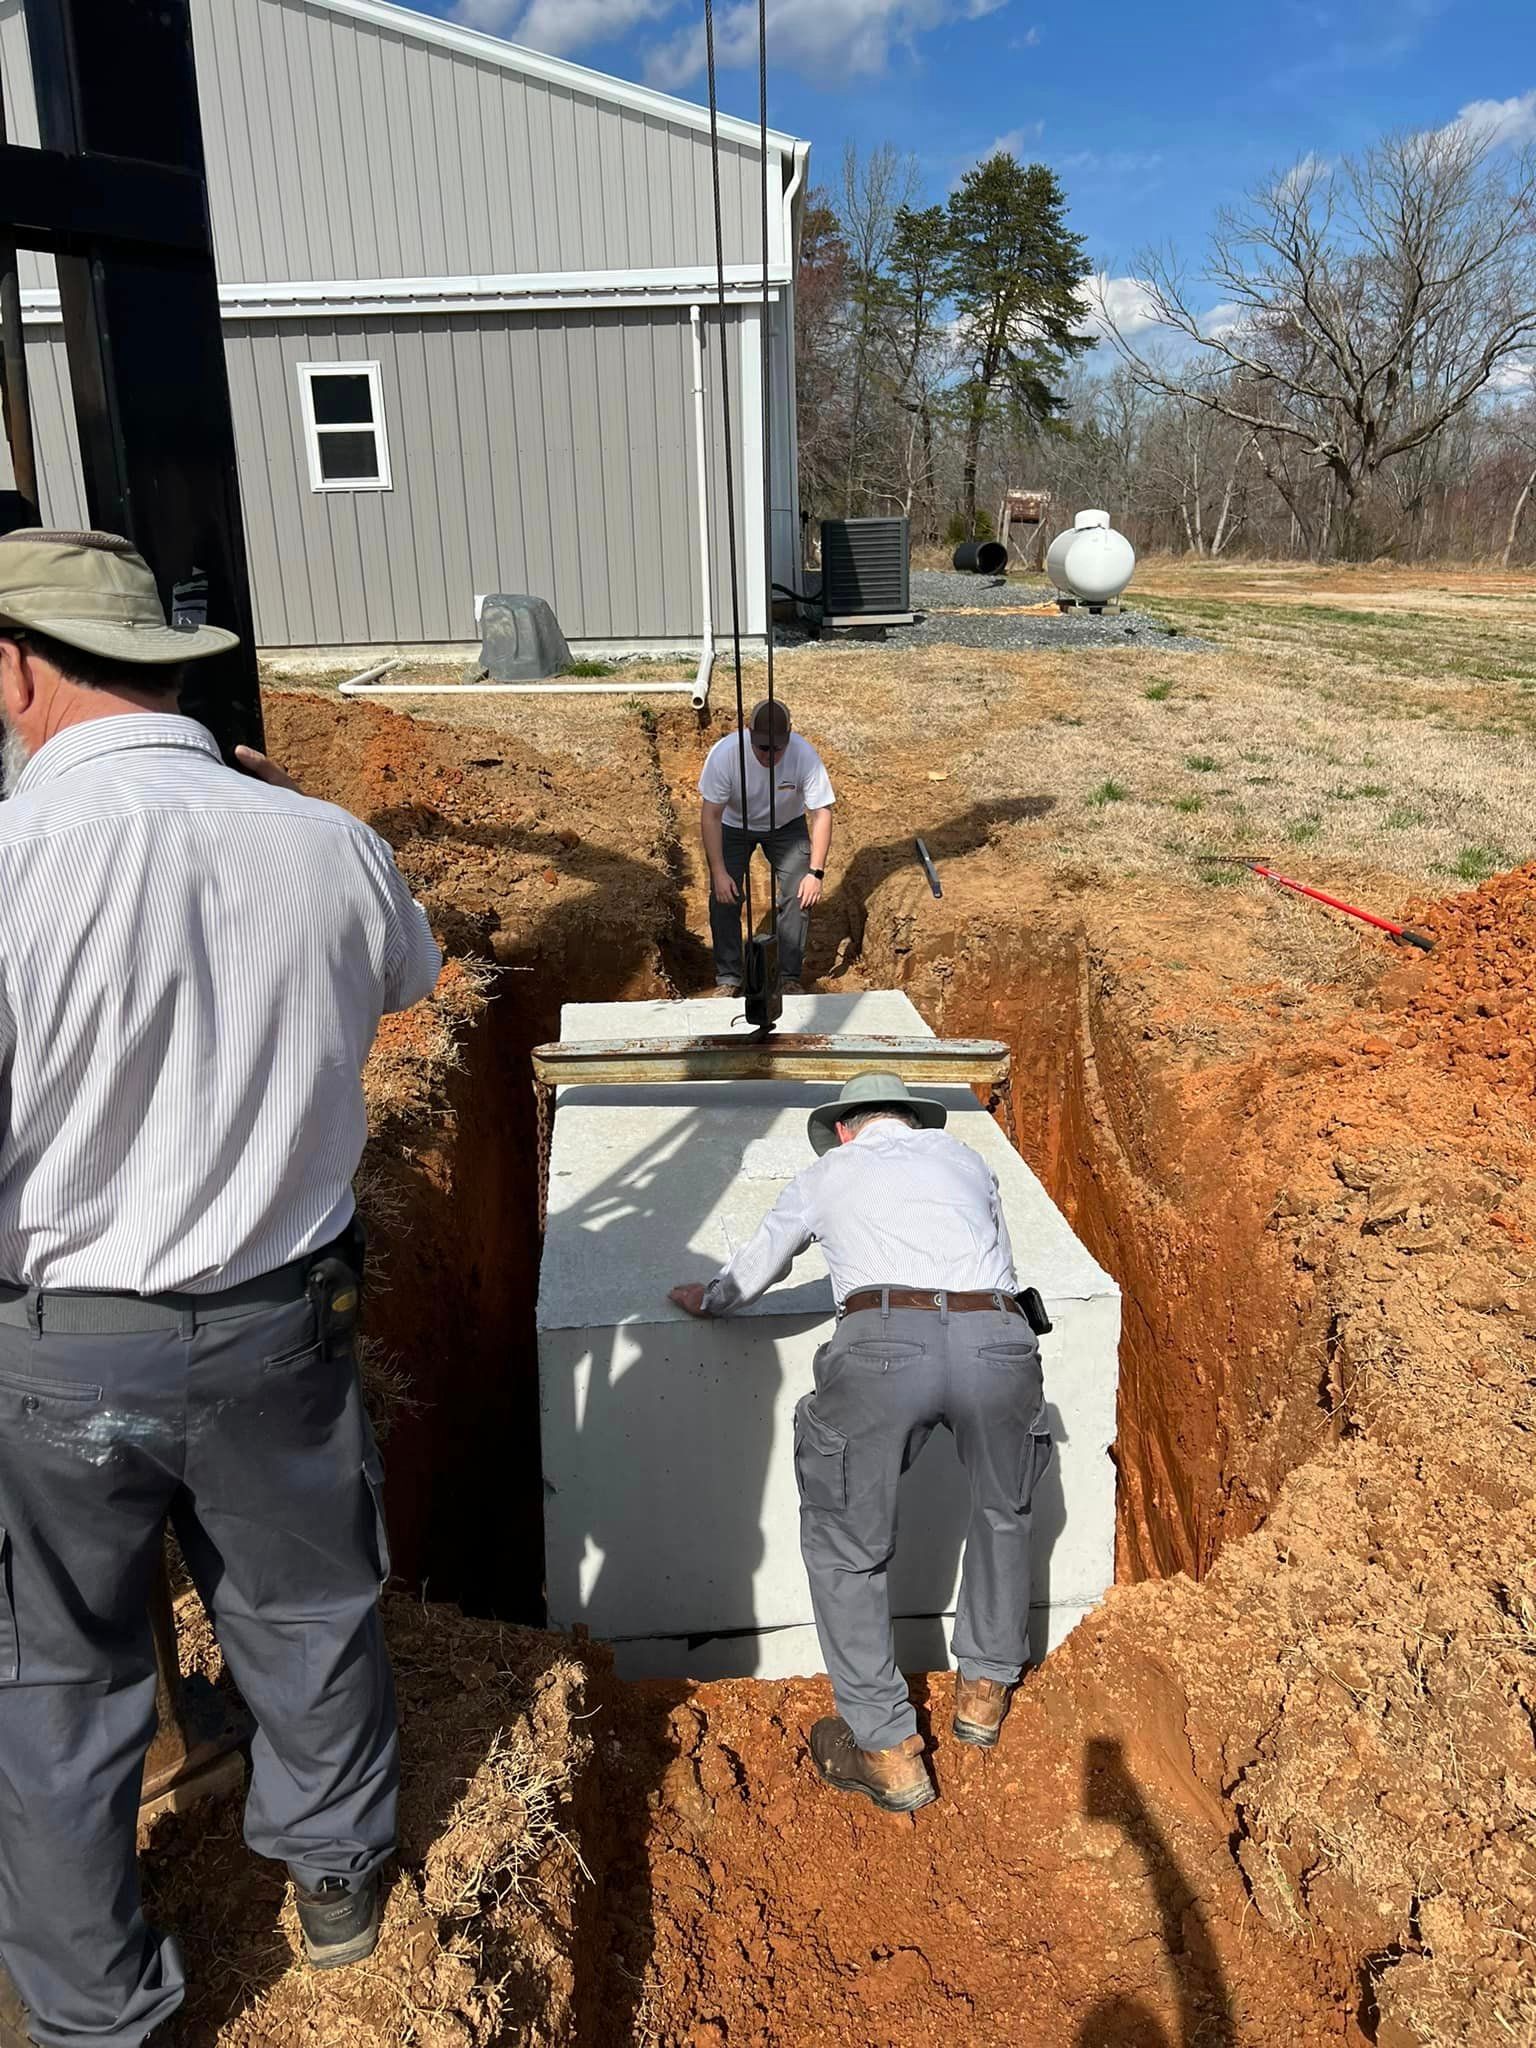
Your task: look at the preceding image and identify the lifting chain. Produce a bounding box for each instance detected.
[533,1076,554,1234]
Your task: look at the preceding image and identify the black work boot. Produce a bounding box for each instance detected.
[0,1964,34,2048]
[809,1716,936,1813]
[294,1873,382,1970]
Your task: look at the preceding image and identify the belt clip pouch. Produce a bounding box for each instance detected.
[306,1256,362,1360]
[1020,1287,1053,1337]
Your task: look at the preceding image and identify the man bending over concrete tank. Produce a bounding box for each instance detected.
[670,1071,1053,1814]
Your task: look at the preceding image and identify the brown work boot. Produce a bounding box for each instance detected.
[809,1716,936,1812]
[953,1673,1013,1748]
[0,1964,35,2048]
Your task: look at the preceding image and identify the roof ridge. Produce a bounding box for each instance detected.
[279,0,805,157]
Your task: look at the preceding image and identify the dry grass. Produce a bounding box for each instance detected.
[743,569,1536,907]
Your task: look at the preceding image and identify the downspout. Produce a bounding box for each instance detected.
[689,303,715,711]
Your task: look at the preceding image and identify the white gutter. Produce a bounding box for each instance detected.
[689,304,715,712]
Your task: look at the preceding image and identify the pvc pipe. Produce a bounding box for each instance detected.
[338,656,404,691]
[689,304,715,711]
[341,680,699,697]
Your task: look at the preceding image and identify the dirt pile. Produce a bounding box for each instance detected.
[149,1599,604,2048]
[1400,863,1536,1089]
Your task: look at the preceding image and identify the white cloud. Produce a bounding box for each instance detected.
[1273,150,1331,200]
[644,0,1006,91]
[447,0,677,55]
[1447,89,1536,150]
[1014,23,1042,44]
[1487,352,1535,396]
[984,123,1044,158]
[1079,272,1165,341]
[1199,301,1247,341]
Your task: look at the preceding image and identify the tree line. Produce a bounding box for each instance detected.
[794,124,1536,565]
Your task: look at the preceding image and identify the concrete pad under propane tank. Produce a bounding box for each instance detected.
[535,991,1120,1683]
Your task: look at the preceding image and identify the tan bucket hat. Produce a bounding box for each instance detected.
[0,529,239,664]
[806,1070,948,1157]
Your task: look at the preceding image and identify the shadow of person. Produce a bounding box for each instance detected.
[1074,1995,1176,2047]
[1079,1736,1236,2048]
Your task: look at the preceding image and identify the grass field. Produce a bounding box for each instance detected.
[267,561,1536,912]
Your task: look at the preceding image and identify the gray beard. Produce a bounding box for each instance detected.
[0,722,29,798]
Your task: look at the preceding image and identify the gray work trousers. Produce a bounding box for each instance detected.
[0,1286,398,2048]
[709,817,813,983]
[794,1300,1051,1753]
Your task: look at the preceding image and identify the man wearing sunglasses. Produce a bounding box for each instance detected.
[699,698,835,997]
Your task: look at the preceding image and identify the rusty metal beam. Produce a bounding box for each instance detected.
[531,1033,1011,1089]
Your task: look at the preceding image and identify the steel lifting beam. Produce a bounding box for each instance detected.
[531,1032,1012,1089]
[9,0,263,760]
[530,1033,1021,1233]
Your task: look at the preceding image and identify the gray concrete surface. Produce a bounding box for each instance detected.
[537,991,1122,1683]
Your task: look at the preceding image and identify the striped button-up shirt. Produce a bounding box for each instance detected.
[701,1119,1018,1314]
[0,714,442,1293]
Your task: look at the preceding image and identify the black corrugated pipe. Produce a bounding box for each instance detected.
[953,540,1008,574]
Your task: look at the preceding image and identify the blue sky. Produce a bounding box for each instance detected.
[425,0,1534,318]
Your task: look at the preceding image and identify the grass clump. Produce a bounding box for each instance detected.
[1144,679,1175,701]
[1286,817,1323,845]
[564,659,617,678]
[1087,779,1130,807]
[1185,753,1219,773]
[1173,794,1203,814]
[1446,844,1506,883]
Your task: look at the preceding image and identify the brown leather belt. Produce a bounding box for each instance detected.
[839,1287,1024,1319]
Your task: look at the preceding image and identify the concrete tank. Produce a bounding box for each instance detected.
[536,990,1122,1684]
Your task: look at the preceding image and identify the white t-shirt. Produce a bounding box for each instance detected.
[699,732,836,831]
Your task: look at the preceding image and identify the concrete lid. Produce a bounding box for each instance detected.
[537,991,1118,1330]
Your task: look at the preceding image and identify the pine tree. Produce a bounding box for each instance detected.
[947,155,1093,526]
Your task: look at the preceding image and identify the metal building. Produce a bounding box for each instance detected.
[0,0,809,651]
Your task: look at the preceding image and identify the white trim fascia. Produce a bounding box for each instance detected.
[289,0,802,157]
[20,271,783,325]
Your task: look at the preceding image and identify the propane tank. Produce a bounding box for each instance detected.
[1046,509,1135,607]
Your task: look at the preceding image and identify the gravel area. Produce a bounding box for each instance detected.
[772,570,1213,653]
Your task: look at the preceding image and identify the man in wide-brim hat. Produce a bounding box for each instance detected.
[671,1070,1053,1814]
[0,532,442,2044]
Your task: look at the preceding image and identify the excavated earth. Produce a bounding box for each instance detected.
[153,691,1535,2048]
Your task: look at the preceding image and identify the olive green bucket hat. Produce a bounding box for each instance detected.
[806,1070,948,1157]
[0,529,238,664]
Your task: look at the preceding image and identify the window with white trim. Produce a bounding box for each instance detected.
[297,361,391,491]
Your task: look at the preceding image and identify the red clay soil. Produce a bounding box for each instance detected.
[586,860,1536,2047]
[157,696,1534,2046]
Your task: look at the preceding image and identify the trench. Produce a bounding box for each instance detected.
[314,693,1343,2042]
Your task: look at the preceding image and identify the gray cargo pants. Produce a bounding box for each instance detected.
[0,1282,397,2048]
[794,1298,1052,1753]
[709,817,814,983]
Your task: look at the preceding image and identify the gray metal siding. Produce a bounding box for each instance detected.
[227,306,750,647]
[0,328,88,528]
[0,0,56,296]
[192,0,769,287]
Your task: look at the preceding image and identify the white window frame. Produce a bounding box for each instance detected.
[296,360,392,493]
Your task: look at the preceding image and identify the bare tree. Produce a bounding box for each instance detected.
[1107,125,1536,555]
[839,143,918,516]
[1500,379,1536,566]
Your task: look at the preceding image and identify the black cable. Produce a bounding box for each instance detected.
[703,0,753,945]
[757,0,777,926]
